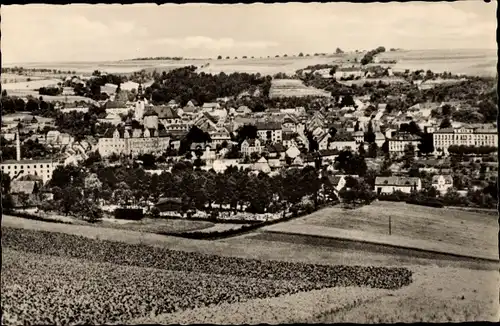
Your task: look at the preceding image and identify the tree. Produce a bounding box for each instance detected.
[367,142,378,158]
[403,144,415,169]
[235,124,258,144]
[298,52,304,57]
[417,133,434,156]
[358,143,366,157]
[217,55,222,60]
[334,150,367,176]
[364,121,376,143]
[440,118,452,129]
[336,48,344,54]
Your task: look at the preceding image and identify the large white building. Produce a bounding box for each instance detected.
[1,131,60,184]
[433,126,498,154]
[388,132,421,153]
[98,127,170,157]
[1,159,61,184]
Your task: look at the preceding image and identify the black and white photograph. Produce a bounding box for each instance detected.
[1,1,498,324]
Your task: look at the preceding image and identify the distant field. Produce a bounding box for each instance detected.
[2,78,63,90]
[270,79,332,98]
[286,201,498,258]
[3,50,495,77]
[378,49,497,77]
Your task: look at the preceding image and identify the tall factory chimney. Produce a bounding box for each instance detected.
[16,128,21,161]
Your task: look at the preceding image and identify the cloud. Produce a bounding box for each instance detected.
[1,2,495,63]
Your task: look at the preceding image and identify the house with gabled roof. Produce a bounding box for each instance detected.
[432,175,453,195]
[374,176,422,195]
[328,133,356,151]
[241,138,263,156]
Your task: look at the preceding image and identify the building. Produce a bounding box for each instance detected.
[374,176,422,195]
[105,100,129,116]
[431,175,453,195]
[97,127,170,157]
[210,127,232,147]
[334,67,364,79]
[143,108,159,130]
[252,157,271,174]
[388,132,421,153]
[328,133,357,151]
[352,131,364,144]
[282,132,298,149]
[241,138,263,156]
[256,122,283,143]
[433,126,498,155]
[1,159,60,184]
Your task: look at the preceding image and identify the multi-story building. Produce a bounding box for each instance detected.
[388,132,421,153]
[1,159,60,184]
[241,138,263,156]
[98,127,170,157]
[1,132,60,184]
[433,126,498,154]
[256,122,283,143]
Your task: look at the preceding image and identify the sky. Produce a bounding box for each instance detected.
[2,2,497,64]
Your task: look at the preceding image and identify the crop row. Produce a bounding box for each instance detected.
[2,227,413,290]
[2,249,326,325]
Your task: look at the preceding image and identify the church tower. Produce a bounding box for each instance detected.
[135,83,145,121]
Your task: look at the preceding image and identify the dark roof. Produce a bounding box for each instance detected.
[156,197,182,205]
[328,175,342,187]
[282,132,297,141]
[143,108,158,117]
[266,143,286,153]
[319,149,339,157]
[332,133,355,142]
[390,132,421,141]
[202,112,219,125]
[105,100,127,109]
[153,106,180,119]
[256,121,282,130]
[375,176,421,186]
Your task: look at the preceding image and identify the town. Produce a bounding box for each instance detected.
[1,53,497,221]
[1,2,498,324]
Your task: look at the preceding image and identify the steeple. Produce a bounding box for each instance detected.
[137,83,143,99]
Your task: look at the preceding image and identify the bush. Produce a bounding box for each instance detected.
[406,196,444,208]
[377,191,410,202]
[114,208,143,220]
[149,207,160,218]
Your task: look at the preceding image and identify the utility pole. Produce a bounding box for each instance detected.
[389,216,392,235]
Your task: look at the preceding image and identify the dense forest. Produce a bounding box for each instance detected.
[142,66,272,107]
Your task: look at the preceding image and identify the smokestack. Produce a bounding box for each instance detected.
[16,129,21,161]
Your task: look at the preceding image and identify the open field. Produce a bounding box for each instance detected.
[2,220,498,324]
[3,49,495,77]
[99,217,215,234]
[271,201,498,259]
[269,78,332,98]
[3,214,498,271]
[378,49,497,77]
[2,78,63,90]
[1,227,412,324]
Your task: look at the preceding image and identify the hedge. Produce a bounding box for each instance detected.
[406,197,444,208]
[114,208,144,220]
[4,211,73,225]
[160,203,332,240]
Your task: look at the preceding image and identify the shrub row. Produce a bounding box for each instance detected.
[4,211,73,225]
[406,197,444,208]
